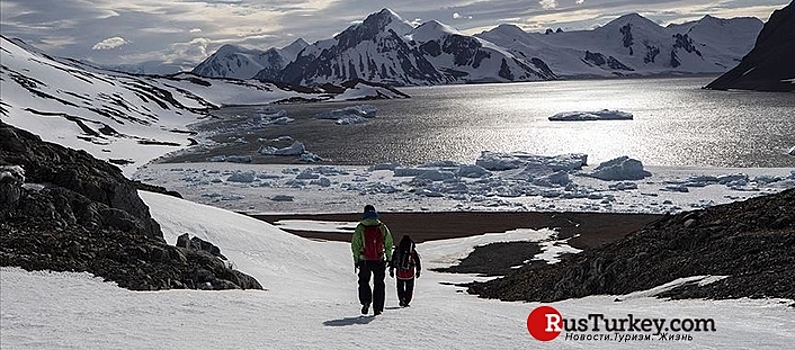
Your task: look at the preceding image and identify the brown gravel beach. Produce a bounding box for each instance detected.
[251,211,663,250]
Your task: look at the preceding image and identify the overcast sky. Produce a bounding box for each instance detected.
[1,0,789,68]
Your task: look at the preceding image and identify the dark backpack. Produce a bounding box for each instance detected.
[362,224,384,261]
[397,243,414,270]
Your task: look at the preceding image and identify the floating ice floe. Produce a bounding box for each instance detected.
[133,150,795,215]
[368,163,401,171]
[259,141,305,156]
[227,171,257,183]
[549,109,633,121]
[252,109,294,125]
[206,155,252,163]
[475,151,587,171]
[586,156,651,181]
[316,105,377,125]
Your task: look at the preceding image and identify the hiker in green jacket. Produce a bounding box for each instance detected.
[351,205,394,316]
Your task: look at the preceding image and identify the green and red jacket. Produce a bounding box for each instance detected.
[351,217,394,263]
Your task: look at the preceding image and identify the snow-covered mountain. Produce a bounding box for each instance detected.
[478,13,763,79]
[190,9,761,86]
[276,9,553,86]
[192,38,309,80]
[0,36,331,175]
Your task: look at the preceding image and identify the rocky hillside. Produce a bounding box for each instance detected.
[705,1,795,92]
[468,188,795,301]
[192,39,308,80]
[275,9,552,86]
[0,122,261,291]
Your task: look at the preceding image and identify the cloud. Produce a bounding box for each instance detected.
[92,36,127,50]
[170,37,211,60]
[539,0,558,10]
[1,0,789,67]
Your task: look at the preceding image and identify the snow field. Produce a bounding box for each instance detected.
[2,191,794,349]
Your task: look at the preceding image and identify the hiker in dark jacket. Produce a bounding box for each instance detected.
[351,205,394,316]
[390,235,421,307]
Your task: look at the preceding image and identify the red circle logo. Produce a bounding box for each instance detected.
[527,306,563,341]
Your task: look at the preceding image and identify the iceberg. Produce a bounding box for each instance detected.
[587,156,652,181]
[475,152,587,172]
[259,141,306,156]
[549,109,633,121]
[316,105,377,125]
[227,171,256,183]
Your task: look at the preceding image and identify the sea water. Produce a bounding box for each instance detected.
[214,76,795,168]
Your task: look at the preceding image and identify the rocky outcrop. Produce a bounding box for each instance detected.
[468,188,795,302]
[0,122,261,291]
[705,2,795,92]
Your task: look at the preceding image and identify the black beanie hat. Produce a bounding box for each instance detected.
[363,204,376,213]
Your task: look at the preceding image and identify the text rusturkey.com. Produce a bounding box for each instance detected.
[547,313,716,337]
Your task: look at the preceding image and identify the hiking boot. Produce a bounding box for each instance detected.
[374,309,382,316]
[361,303,370,315]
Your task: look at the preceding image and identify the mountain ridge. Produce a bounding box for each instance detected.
[190,8,762,85]
[192,38,309,80]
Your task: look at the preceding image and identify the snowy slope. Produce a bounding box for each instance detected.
[192,38,309,80]
[408,20,549,83]
[0,35,207,175]
[477,14,763,79]
[2,191,793,349]
[277,8,552,86]
[0,36,399,176]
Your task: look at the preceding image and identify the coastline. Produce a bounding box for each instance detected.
[251,211,663,250]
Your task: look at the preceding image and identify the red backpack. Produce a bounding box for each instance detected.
[362,224,384,261]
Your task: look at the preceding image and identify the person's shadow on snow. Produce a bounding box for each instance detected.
[323,315,376,327]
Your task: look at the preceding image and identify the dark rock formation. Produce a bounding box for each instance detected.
[468,188,795,302]
[433,241,543,277]
[0,122,261,291]
[705,1,795,92]
[132,180,183,199]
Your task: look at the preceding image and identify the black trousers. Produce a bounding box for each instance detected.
[358,260,386,313]
[397,278,415,305]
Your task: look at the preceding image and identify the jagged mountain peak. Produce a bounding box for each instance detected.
[215,43,245,53]
[286,37,309,48]
[354,7,415,35]
[488,24,527,35]
[410,19,462,42]
[602,12,661,29]
[280,38,309,62]
[375,8,405,22]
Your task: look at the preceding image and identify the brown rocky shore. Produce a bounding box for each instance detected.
[468,188,795,302]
